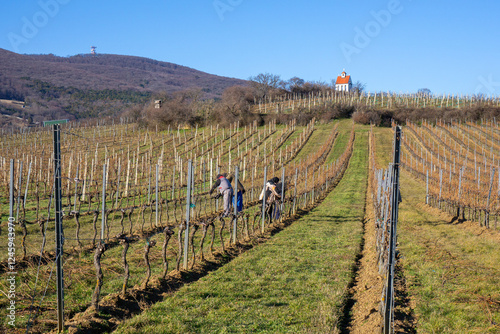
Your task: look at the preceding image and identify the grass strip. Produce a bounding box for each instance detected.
[292,123,335,162]
[326,119,354,164]
[398,173,500,333]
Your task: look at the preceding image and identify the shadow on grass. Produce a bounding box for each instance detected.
[393,261,417,333]
[305,215,361,223]
[58,202,345,334]
[338,218,365,334]
[42,138,353,334]
[62,245,252,334]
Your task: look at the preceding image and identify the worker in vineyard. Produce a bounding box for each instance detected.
[259,177,280,202]
[273,179,286,220]
[227,174,246,213]
[260,177,281,210]
[275,180,285,199]
[259,177,281,220]
[210,173,233,217]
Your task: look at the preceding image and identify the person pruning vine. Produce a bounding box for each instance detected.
[209,173,233,217]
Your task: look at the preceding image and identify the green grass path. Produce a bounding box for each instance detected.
[398,173,500,333]
[293,122,335,162]
[114,131,368,334]
[327,119,354,164]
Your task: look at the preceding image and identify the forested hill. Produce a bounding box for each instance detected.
[0,48,246,126]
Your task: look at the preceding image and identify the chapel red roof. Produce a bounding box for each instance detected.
[336,72,351,84]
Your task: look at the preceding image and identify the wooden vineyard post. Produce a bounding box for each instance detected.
[15,161,23,250]
[73,165,79,212]
[66,154,73,210]
[183,160,193,270]
[261,166,267,234]
[171,165,176,201]
[148,165,151,204]
[293,168,298,215]
[251,165,255,202]
[115,159,121,209]
[458,167,463,219]
[304,168,308,208]
[124,156,130,197]
[280,167,285,221]
[9,158,15,263]
[210,158,213,188]
[82,155,88,201]
[191,161,196,220]
[101,164,107,243]
[202,160,206,193]
[438,168,443,209]
[24,162,32,211]
[180,159,183,185]
[311,171,315,205]
[233,165,239,244]
[156,164,159,227]
[426,170,429,205]
[243,156,246,181]
[485,168,495,228]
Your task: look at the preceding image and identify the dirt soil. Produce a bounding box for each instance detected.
[347,165,384,334]
[348,137,417,333]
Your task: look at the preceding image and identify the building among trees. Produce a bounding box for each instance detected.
[335,70,352,92]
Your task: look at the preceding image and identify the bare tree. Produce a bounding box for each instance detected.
[417,88,432,96]
[287,77,305,93]
[352,81,366,94]
[143,89,202,129]
[220,85,253,116]
[249,73,282,99]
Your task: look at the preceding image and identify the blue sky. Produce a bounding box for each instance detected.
[1,0,499,96]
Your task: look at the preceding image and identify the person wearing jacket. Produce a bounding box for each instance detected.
[258,177,283,220]
[210,173,233,217]
[259,177,280,203]
[227,174,246,212]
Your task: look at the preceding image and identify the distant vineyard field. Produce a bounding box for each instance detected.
[1,118,499,334]
[0,118,357,333]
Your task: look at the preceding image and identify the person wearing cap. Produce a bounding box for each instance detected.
[258,177,281,221]
[259,177,280,203]
[209,173,233,217]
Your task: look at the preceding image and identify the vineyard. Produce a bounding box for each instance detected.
[402,118,500,228]
[249,90,500,114]
[0,117,356,333]
[1,115,499,333]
